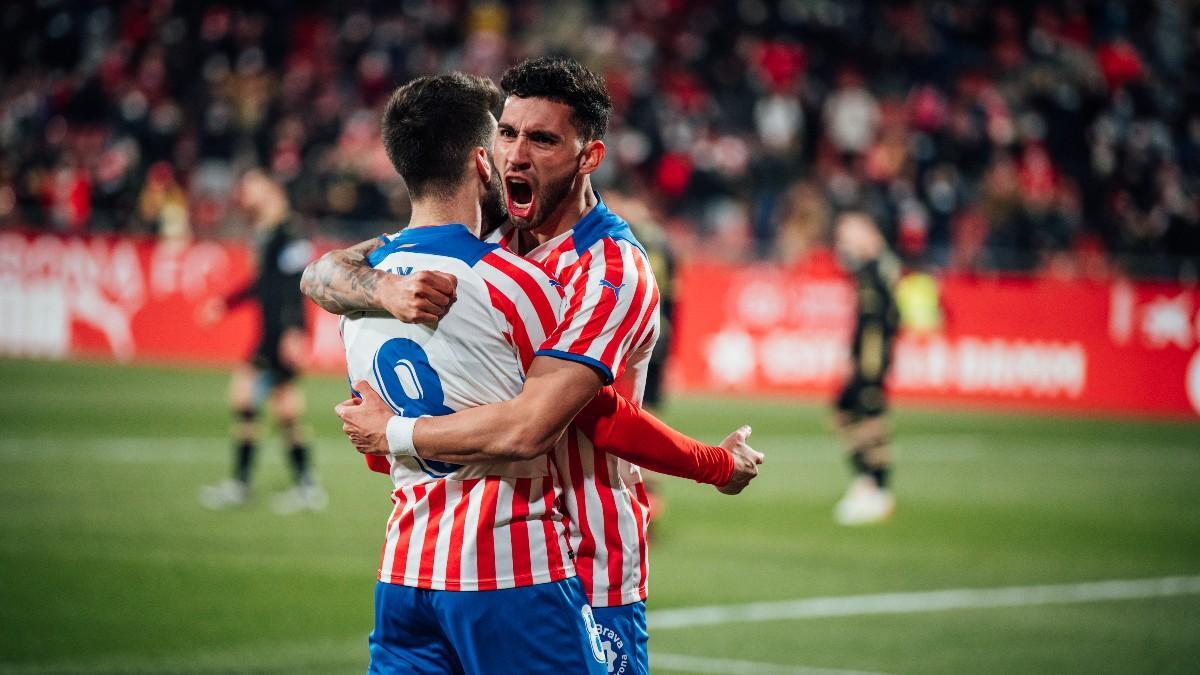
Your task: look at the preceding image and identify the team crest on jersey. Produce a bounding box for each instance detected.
[591,617,629,674]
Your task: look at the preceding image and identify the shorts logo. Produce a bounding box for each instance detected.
[593,618,629,674]
[581,605,606,665]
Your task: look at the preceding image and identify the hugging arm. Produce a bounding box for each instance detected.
[300,237,458,323]
[411,357,604,462]
[340,359,761,492]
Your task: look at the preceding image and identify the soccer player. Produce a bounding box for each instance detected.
[831,211,901,526]
[198,169,326,514]
[344,72,606,674]
[305,57,763,674]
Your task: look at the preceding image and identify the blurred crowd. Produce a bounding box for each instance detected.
[1,0,1198,279]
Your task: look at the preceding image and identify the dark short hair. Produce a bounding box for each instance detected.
[381,73,501,199]
[500,56,612,142]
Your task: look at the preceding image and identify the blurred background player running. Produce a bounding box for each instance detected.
[831,211,900,526]
[198,169,326,513]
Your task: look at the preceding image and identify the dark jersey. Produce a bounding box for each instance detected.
[837,252,900,418]
[849,253,900,379]
[226,219,311,340]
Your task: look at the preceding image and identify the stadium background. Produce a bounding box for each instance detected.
[1,1,1198,673]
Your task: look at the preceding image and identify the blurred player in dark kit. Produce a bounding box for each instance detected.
[199,169,326,513]
[832,211,900,525]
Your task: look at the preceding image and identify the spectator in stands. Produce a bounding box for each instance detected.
[0,1,1196,279]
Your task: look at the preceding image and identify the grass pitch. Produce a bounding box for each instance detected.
[0,359,1197,674]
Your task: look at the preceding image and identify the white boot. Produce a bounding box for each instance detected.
[271,483,329,515]
[201,479,250,510]
[834,477,895,526]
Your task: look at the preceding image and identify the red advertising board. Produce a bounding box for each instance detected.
[2,232,1197,418]
[674,261,1200,418]
[0,231,346,373]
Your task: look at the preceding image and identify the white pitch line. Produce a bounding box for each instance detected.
[648,575,1200,630]
[652,653,890,675]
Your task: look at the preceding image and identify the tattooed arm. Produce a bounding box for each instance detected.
[300,237,458,322]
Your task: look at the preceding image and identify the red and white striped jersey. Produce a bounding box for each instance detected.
[491,195,661,606]
[343,223,573,591]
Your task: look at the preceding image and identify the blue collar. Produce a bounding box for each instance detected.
[368,224,497,268]
[394,223,472,242]
[569,193,646,256]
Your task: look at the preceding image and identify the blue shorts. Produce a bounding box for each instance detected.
[592,602,649,675]
[368,578,608,674]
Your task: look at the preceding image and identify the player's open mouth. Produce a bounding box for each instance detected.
[505,177,534,220]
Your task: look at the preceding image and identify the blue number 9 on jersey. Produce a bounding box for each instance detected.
[373,338,462,477]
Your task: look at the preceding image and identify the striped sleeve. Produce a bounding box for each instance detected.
[475,250,564,374]
[536,238,659,384]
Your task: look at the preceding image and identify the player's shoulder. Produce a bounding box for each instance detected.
[367,224,498,270]
[570,194,648,258]
[568,199,656,290]
[275,222,313,274]
[878,251,902,287]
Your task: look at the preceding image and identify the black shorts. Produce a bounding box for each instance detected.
[835,375,887,420]
[249,334,297,384]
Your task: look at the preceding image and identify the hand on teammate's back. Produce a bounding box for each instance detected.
[334,381,394,455]
[382,271,458,324]
[717,425,763,495]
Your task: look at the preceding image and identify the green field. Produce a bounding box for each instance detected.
[1,358,1197,674]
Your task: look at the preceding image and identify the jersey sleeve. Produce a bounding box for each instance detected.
[475,250,564,374]
[365,454,391,474]
[572,387,735,486]
[535,238,659,384]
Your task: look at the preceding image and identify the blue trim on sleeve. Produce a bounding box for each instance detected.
[367,224,498,268]
[534,349,615,385]
[570,193,648,257]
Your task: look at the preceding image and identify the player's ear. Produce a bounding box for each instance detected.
[474,147,492,185]
[576,139,606,176]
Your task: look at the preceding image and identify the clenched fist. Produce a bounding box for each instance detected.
[381,271,458,324]
[717,425,764,495]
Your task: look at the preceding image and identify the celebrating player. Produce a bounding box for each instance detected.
[306,57,763,673]
[342,72,607,673]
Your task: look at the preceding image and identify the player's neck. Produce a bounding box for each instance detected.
[529,176,597,245]
[408,191,481,237]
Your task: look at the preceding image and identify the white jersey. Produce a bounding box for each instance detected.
[343,223,571,591]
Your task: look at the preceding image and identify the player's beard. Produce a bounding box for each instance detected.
[481,165,508,234]
[509,161,579,233]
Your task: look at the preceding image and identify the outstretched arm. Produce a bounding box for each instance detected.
[571,388,760,492]
[300,237,458,323]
